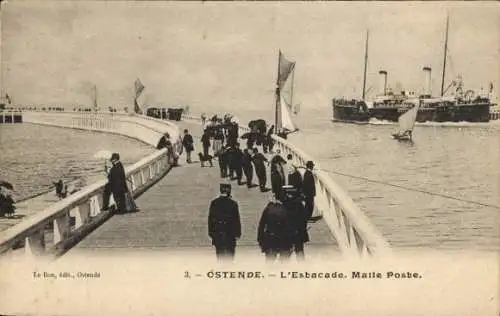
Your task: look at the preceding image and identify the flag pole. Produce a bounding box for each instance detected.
[290,65,295,112]
[275,50,282,131]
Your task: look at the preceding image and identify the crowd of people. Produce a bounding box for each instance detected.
[194,114,317,262]
[5,112,313,262]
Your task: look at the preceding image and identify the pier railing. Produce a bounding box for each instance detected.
[22,111,182,150]
[0,112,183,258]
[0,149,174,257]
[182,114,391,258]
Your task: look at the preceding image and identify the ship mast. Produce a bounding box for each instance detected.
[275,49,282,130]
[440,14,449,97]
[289,67,295,113]
[93,84,98,111]
[362,30,369,100]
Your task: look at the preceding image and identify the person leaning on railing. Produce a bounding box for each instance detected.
[0,187,16,218]
[102,153,128,213]
[157,132,179,166]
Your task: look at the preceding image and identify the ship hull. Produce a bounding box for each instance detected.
[332,100,371,123]
[333,101,491,123]
[369,107,400,122]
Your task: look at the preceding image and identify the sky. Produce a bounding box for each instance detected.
[0,1,498,114]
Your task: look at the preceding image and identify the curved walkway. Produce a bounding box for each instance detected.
[68,120,337,257]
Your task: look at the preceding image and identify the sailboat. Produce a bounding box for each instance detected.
[391,102,420,141]
[274,50,299,138]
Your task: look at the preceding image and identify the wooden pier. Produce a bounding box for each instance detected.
[0,110,23,124]
[69,120,337,256]
[0,111,390,261]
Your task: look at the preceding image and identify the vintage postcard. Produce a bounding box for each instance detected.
[0,1,498,315]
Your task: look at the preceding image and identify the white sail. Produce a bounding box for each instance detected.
[276,50,299,132]
[398,103,420,133]
[280,94,298,132]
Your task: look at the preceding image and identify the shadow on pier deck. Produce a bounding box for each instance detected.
[67,121,337,258]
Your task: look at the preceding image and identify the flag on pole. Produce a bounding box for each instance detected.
[135,78,145,98]
[134,98,143,115]
[134,78,145,114]
[5,94,12,105]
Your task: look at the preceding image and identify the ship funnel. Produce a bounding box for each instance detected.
[379,70,388,96]
[422,67,432,96]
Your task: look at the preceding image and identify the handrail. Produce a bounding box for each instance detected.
[22,111,182,149]
[0,112,183,258]
[182,114,391,258]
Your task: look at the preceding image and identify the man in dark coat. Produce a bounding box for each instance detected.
[246,128,258,149]
[230,143,244,185]
[251,147,268,192]
[0,188,16,218]
[288,166,303,192]
[182,129,194,163]
[257,190,295,262]
[217,146,229,178]
[103,153,128,213]
[264,125,274,153]
[156,132,171,150]
[157,133,178,166]
[270,150,287,198]
[241,149,254,188]
[225,145,235,179]
[201,129,211,157]
[213,126,225,156]
[227,123,239,147]
[302,161,316,220]
[282,186,309,260]
[286,154,303,191]
[208,184,241,261]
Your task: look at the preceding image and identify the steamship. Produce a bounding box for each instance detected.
[368,69,491,123]
[332,16,494,124]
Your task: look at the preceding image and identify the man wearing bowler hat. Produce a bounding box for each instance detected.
[103,153,128,213]
[208,183,241,261]
[302,161,316,220]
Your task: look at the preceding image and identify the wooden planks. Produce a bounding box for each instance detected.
[71,121,337,253]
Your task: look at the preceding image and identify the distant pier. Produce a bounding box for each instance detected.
[0,110,23,124]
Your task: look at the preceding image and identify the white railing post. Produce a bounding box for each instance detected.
[53,212,70,244]
[25,228,45,256]
[130,173,137,191]
[75,203,90,228]
[149,165,154,180]
[89,195,102,217]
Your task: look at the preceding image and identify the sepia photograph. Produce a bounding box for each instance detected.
[0,1,498,315]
